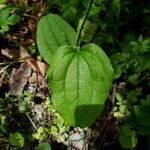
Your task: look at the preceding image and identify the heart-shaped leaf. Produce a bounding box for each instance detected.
[48,43,114,127]
[37,13,76,64]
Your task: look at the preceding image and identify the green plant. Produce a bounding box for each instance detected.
[19,90,32,113]
[37,13,76,64]
[127,95,150,135]
[10,132,24,148]
[0,6,20,35]
[113,92,127,120]
[50,113,69,143]
[32,126,49,142]
[130,34,150,53]
[119,124,138,149]
[0,114,7,135]
[32,99,69,143]
[0,0,149,149]
[37,0,114,128]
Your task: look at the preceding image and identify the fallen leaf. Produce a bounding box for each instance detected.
[26,58,48,84]
[28,72,37,84]
[1,46,30,60]
[9,62,31,96]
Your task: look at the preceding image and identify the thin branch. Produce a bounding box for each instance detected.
[26,113,38,131]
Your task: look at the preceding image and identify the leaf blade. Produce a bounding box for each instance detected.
[48,44,114,127]
[37,13,76,64]
[10,132,24,148]
[37,143,51,150]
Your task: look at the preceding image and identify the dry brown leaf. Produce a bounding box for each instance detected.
[9,62,32,96]
[26,58,48,84]
[36,60,47,76]
[28,72,37,84]
[1,46,30,60]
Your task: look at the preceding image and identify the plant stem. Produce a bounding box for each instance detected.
[26,113,38,131]
[76,0,94,47]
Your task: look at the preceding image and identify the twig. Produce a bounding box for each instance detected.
[26,113,38,131]
[0,138,9,142]
[0,65,9,74]
[140,73,150,82]
[0,56,29,66]
[0,57,30,74]
[112,83,117,106]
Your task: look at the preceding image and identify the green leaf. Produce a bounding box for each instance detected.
[138,34,143,43]
[0,7,11,20]
[1,24,9,32]
[10,132,24,148]
[130,41,138,47]
[37,143,51,150]
[37,13,77,64]
[116,93,123,103]
[128,88,141,102]
[112,0,121,16]
[119,124,138,149]
[63,6,77,21]
[141,95,150,105]
[134,105,150,126]
[6,14,20,25]
[77,18,97,43]
[128,74,140,85]
[121,124,135,137]
[0,0,5,4]
[0,7,20,34]
[48,43,114,127]
[119,132,137,149]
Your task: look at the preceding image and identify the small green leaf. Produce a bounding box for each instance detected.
[0,7,11,20]
[0,7,20,34]
[141,95,150,105]
[112,0,121,16]
[37,143,51,150]
[134,105,150,126]
[130,41,138,47]
[37,13,77,64]
[128,74,140,85]
[121,124,135,137]
[138,34,143,43]
[6,14,20,25]
[63,7,77,21]
[119,125,138,149]
[77,18,97,43]
[116,93,123,103]
[48,43,114,127]
[128,88,141,102]
[1,24,9,32]
[119,132,137,149]
[10,132,24,148]
[119,105,126,114]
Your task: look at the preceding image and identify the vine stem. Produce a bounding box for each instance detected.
[76,0,94,47]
